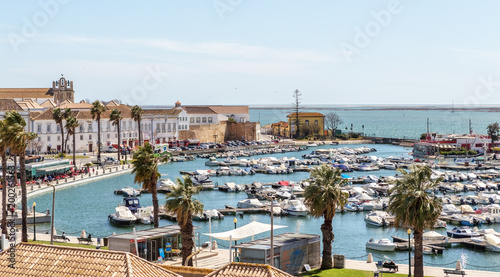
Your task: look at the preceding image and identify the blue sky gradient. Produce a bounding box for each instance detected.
[1,0,500,106]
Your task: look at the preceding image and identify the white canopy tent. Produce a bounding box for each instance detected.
[205,220,287,263]
[205,221,287,241]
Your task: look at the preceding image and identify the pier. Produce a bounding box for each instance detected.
[392,236,487,252]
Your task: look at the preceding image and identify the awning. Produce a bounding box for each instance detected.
[205,221,287,241]
[36,164,72,173]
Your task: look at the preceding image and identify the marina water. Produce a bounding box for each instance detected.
[28,143,500,272]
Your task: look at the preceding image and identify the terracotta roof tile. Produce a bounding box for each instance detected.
[0,243,181,277]
[286,112,325,117]
[206,262,294,277]
[182,106,217,114]
[40,99,56,108]
[0,99,23,111]
[143,109,182,116]
[209,106,249,114]
[0,88,53,99]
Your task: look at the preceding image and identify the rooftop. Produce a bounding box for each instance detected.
[109,225,199,241]
[206,262,293,277]
[233,233,320,250]
[0,243,181,277]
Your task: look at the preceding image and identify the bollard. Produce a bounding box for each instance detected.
[65,178,68,182]
[31,185,33,191]
[456,260,462,270]
[81,175,84,179]
[56,180,59,184]
[73,177,76,181]
[367,253,373,263]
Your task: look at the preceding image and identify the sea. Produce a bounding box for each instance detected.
[27,106,500,273]
[250,105,500,139]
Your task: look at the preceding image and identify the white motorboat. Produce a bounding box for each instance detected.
[282,199,308,216]
[108,206,137,226]
[135,206,153,224]
[447,226,480,238]
[121,186,141,197]
[158,179,177,193]
[423,231,446,240]
[365,211,392,227]
[194,209,224,221]
[237,199,265,209]
[191,174,213,187]
[219,182,239,192]
[442,204,461,215]
[205,157,219,166]
[484,234,500,252]
[365,238,396,252]
[276,187,292,199]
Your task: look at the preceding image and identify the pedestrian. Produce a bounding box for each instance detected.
[10,205,15,217]
[92,168,95,174]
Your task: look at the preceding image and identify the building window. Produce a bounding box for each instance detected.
[107,122,110,131]
[89,135,92,140]
[168,123,171,132]
[208,117,213,123]
[56,125,60,132]
[47,124,51,133]
[202,117,207,123]
[129,121,132,130]
[173,123,176,132]
[80,125,84,133]
[162,123,166,132]
[88,123,93,132]
[37,124,42,133]
[190,117,194,123]
[47,136,51,142]
[240,117,244,122]
[57,136,60,141]
[314,120,318,126]
[196,117,200,123]
[107,134,110,139]
[305,120,309,126]
[80,135,83,140]
[156,123,160,132]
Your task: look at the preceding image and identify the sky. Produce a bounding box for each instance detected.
[1,0,500,106]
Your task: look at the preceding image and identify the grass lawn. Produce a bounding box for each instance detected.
[300,268,409,277]
[28,240,109,250]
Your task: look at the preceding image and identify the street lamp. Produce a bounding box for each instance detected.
[407,228,412,277]
[32,202,36,241]
[49,184,56,245]
[233,218,237,244]
[270,196,274,267]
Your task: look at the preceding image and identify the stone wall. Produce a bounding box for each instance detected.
[178,121,261,143]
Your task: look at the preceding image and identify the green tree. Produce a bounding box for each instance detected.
[65,116,79,168]
[292,89,302,138]
[90,101,106,165]
[487,122,499,152]
[165,176,203,266]
[5,111,37,242]
[52,108,71,153]
[109,109,123,162]
[131,143,170,228]
[304,164,348,269]
[131,105,143,147]
[325,112,343,139]
[388,165,443,277]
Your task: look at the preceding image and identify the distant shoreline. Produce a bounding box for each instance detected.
[249,105,500,112]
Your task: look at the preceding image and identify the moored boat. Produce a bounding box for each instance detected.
[365,238,396,252]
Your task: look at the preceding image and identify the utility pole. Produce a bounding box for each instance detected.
[426,118,429,134]
[469,119,472,134]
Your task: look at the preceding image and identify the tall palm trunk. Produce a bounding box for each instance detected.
[72,131,76,168]
[20,154,28,242]
[138,120,142,147]
[97,117,101,165]
[181,216,194,266]
[320,218,334,269]
[152,177,159,228]
[117,123,121,162]
[13,155,18,185]
[60,123,65,153]
[413,230,424,277]
[1,153,7,236]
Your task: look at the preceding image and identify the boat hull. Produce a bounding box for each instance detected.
[108,215,136,226]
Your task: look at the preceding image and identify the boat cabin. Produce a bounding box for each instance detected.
[124,197,141,213]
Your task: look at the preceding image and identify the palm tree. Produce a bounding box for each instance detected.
[487,122,499,152]
[388,165,443,277]
[304,164,348,269]
[131,105,143,147]
[166,176,203,266]
[109,109,122,162]
[0,119,10,236]
[90,101,106,166]
[52,108,71,153]
[131,143,170,228]
[65,116,79,168]
[5,111,37,242]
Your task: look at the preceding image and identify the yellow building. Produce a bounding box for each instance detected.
[287,112,325,138]
[271,121,289,137]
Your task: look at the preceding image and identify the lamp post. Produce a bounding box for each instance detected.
[270,196,274,267]
[32,202,36,241]
[407,228,412,277]
[233,218,237,244]
[49,184,56,245]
